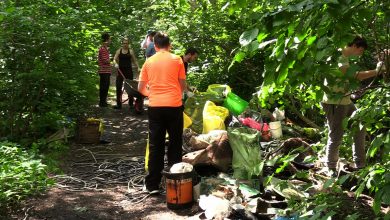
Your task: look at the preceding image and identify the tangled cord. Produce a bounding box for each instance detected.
[51,146,166,204]
[52,146,145,190]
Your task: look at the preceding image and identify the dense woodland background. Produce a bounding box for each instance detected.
[0,0,389,218]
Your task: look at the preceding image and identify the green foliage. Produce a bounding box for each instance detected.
[0,141,52,209]
[229,0,389,125]
[0,0,101,143]
[351,87,390,214]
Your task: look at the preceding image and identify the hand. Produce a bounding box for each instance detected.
[114,63,119,69]
[376,61,386,74]
[186,91,194,98]
[188,86,196,92]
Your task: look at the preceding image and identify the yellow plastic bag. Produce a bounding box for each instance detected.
[86,118,104,134]
[145,134,149,172]
[202,101,229,134]
[183,112,192,129]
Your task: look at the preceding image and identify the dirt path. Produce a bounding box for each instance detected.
[11,77,202,220]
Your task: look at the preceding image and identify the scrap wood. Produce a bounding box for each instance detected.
[47,127,70,143]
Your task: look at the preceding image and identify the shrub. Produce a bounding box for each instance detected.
[0,141,52,209]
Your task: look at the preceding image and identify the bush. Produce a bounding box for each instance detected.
[0,141,52,209]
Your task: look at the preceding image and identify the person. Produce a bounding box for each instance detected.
[141,30,156,49]
[322,36,385,174]
[113,38,140,109]
[181,47,199,98]
[98,32,112,107]
[181,47,199,74]
[145,31,157,58]
[138,32,186,194]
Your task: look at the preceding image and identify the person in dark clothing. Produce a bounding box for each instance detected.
[113,38,140,109]
[98,32,112,107]
[181,47,199,98]
[181,47,199,74]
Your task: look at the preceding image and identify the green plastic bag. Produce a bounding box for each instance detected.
[227,127,263,180]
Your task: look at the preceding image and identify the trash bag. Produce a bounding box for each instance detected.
[203,101,229,134]
[206,84,231,97]
[184,92,225,134]
[227,127,263,180]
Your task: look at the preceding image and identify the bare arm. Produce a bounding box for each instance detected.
[130,49,140,70]
[355,69,378,81]
[138,81,149,96]
[179,79,186,93]
[339,65,379,81]
[113,49,120,65]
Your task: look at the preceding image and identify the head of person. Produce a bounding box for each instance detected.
[184,47,199,63]
[347,36,368,56]
[153,32,170,50]
[122,37,129,49]
[148,31,157,42]
[101,32,111,45]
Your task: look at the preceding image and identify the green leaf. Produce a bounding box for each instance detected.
[257,33,268,43]
[247,41,260,53]
[234,51,247,62]
[239,28,259,46]
[315,48,331,61]
[382,184,390,204]
[307,36,317,45]
[323,178,335,188]
[317,37,328,49]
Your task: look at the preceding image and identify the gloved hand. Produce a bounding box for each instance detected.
[376,61,386,74]
[188,86,196,92]
[114,63,119,69]
[186,91,194,98]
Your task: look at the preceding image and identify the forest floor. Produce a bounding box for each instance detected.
[8,75,202,220]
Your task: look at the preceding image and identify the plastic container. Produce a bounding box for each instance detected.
[269,121,283,139]
[163,170,193,210]
[223,92,249,116]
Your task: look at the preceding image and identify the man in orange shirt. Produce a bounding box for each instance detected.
[138,32,186,194]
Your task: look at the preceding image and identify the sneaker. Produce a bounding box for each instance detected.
[142,185,160,195]
[344,164,363,172]
[318,167,338,178]
[99,139,111,144]
[327,167,338,178]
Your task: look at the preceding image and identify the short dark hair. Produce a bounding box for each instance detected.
[148,31,157,37]
[185,47,198,55]
[348,36,368,49]
[153,32,170,49]
[101,32,110,42]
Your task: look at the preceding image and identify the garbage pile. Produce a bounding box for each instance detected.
[180,84,328,219]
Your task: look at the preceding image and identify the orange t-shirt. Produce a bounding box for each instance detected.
[139,50,186,107]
